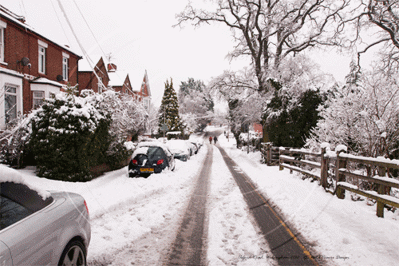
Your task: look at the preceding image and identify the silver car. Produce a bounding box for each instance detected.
[0,169,91,265]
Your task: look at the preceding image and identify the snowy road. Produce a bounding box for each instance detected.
[167,142,212,265]
[14,126,399,266]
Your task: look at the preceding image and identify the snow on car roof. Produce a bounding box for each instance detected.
[138,141,169,150]
[166,139,190,150]
[132,147,150,157]
[0,164,51,200]
[137,141,173,156]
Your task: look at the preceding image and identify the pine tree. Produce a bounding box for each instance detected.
[158,79,184,134]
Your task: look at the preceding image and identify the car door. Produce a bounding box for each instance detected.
[1,212,56,265]
[0,198,65,265]
[164,147,175,170]
[0,240,12,265]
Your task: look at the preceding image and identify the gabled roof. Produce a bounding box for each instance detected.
[140,70,151,97]
[79,57,109,81]
[108,71,129,87]
[0,5,81,58]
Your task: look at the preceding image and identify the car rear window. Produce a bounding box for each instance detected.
[0,182,53,213]
[147,147,164,160]
[0,195,33,230]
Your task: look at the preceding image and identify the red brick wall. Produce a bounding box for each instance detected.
[1,16,80,113]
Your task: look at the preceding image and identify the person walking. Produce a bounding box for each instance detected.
[209,136,213,144]
[214,136,218,144]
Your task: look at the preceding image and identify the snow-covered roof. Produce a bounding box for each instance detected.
[0,67,24,77]
[31,77,63,87]
[108,71,129,87]
[0,5,81,58]
[78,56,102,72]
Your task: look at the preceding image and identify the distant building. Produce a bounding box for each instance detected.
[253,123,263,138]
[78,57,109,94]
[0,5,82,130]
[107,63,134,96]
[137,70,151,111]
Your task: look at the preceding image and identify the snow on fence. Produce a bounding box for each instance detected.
[260,142,280,165]
[261,143,399,218]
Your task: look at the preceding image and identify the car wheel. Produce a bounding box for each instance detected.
[58,240,86,266]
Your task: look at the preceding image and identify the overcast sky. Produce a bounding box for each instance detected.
[2,0,352,108]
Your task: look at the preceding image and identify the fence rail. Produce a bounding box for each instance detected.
[261,142,399,218]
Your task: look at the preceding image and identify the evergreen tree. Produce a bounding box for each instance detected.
[158,79,184,134]
[264,86,324,148]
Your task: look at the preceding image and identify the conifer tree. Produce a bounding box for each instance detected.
[158,79,184,134]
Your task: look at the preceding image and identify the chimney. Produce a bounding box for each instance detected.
[107,63,117,72]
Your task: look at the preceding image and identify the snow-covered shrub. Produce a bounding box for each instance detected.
[0,115,31,168]
[29,92,111,181]
[90,90,148,169]
[306,68,399,158]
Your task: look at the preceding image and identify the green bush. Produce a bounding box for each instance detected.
[29,94,111,181]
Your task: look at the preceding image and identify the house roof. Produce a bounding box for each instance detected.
[30,77,63,88]
[140,70,151,97]
[108,71,129,87]
[79,57,109,82]
[0,5,82,58]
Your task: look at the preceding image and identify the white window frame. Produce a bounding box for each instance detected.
[38,40,48,74]
[0,20,7,63]
[62,52,69,81]
[4,84,18,124]
[32,91,45,109]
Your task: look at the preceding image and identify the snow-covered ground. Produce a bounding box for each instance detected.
[7,126,399,265]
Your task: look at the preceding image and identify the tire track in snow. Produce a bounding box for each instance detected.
[87,144,209,265]
[166,143,212,265]
[207,145,276,266]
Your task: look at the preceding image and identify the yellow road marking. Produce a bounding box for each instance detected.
[243,173,319,266]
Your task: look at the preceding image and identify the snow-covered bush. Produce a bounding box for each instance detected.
[83,90,147,169]
[29,92,111,181]
[0,115,31,168]
[306,68,399,158]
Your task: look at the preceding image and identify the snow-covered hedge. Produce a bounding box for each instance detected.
[0,88,148,181]
[29,92,111,181]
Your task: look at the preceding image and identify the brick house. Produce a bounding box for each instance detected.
[77,57,109,94]
[107,63,134,96]
[137,70,151,112]
[0,5,82,130]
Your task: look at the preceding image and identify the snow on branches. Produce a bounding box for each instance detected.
[307,67,399,158]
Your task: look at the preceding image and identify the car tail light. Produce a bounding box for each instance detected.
[84,200,89,217]
[157,159,164,165]
[132,159,138,165]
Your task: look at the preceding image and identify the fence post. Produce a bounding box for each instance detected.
[377,166,387,218]
[320,147,328,188]
[260,143,265,164]
[336,150,347,199]
[289,149,293,174]
[279,148,284,171]
[267,143,272,165]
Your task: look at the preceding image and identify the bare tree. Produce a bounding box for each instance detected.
[341,1,399,69]
[176,0,351,93]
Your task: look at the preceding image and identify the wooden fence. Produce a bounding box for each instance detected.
[261,142,399,218]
